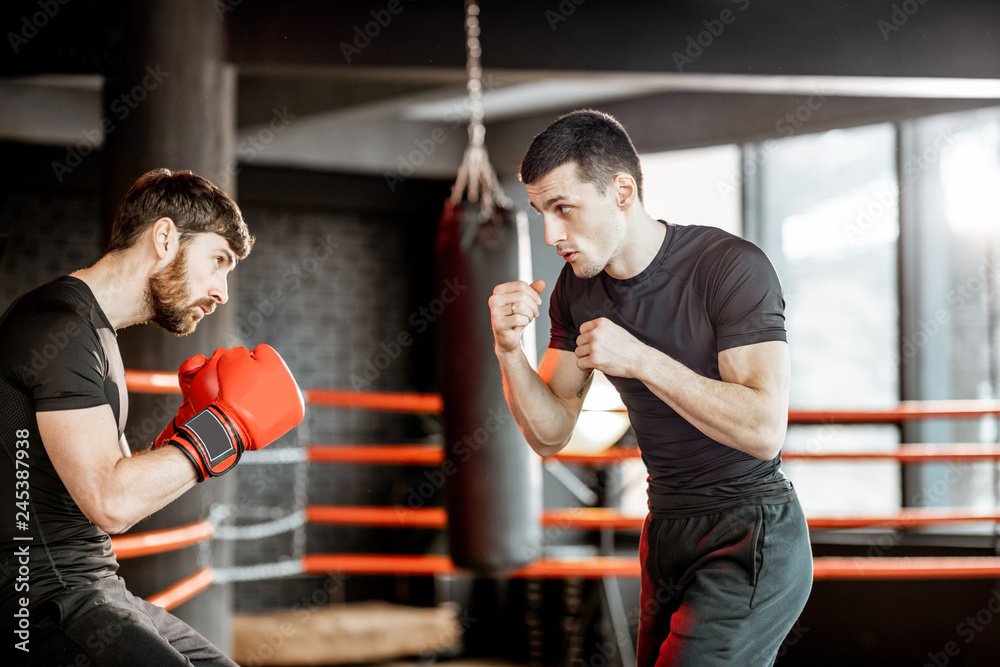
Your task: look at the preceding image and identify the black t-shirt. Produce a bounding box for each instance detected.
[549,222,794,516]
[0,276,125,618]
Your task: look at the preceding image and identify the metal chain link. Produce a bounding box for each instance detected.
[450,0,510,211]
[465,0,485,204]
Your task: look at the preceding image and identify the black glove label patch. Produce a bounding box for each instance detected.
[187,409,236,463]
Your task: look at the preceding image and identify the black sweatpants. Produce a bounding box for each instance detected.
[636,497,813,666]
[24,576,236,666]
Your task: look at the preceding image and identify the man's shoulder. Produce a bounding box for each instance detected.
[672,225,774,272]
[3,276,95,324]
[31,275,95,309]
[0,277,101,362]
[674,224,757,253]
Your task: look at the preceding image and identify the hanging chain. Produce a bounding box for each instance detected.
[465,0,485,205]
[450,0,510,211]
[466,0,485,152]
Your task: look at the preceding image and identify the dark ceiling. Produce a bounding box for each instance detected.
[3,0,1000,177]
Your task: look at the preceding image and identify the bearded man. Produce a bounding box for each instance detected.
[0,168,304,665]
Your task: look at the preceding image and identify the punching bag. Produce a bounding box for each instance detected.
[436,198,542,574]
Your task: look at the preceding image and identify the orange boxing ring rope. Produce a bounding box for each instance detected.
[788,400,1000,423]
[303,443,1000,465]
[120,375,1000,609]
[131,552,1000,600]
[811,557,1000,580]
[124,369,181,394]
[137,554,1000,598]
[302,504,1000,533]
[111,519,215,559]
[581,400,1000,422]
[123,370,1000,422]
[781,443,1000,462]
[305,389,444,414]
[305,505,448,529]
[144,567,216,611]
[307,444,444,465]
[299,555,1000,581]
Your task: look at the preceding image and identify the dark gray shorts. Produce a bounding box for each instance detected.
[636,497,813,666]
[25,575,236,666]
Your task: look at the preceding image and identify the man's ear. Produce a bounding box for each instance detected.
[613,174,638,209]
[150,217,178,260]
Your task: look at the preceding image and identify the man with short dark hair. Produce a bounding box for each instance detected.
[1,169,304,665]
[491,110,812,665]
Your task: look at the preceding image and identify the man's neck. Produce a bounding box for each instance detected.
[605,212,666,280]
[71,252,150,330]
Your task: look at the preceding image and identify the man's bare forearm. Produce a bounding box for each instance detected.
[575,319,789,461]
[633,351,785,460]
[100,446,198,533]
[496,346,582,457]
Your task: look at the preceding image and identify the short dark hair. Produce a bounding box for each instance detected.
[106,168,254,259]
[519,109,644,203]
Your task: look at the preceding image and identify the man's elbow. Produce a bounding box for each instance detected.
[86,502,133,535]
[520,414,576,458]
[526,430,573,459]
[528,438,570,459]
[95,515,131,535]
[745,417,787,461]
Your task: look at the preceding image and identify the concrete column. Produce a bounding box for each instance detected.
[898,120,953,510]
[101,0,238,653]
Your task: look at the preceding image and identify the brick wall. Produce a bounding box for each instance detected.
[228,197,446,610]
[0,191,103,309]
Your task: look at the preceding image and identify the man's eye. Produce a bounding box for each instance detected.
[558,206,571,214]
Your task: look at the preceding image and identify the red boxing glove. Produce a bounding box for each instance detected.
[168,345,305,481]
[152,353,211,448]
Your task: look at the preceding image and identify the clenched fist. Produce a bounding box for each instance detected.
[575,318,648,378]
[489,279,546,354]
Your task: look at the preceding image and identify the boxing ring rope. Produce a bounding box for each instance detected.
[111,519,216,559]
[125,370,1000,420]
[298,554,643,579]
[297,554,1000,581]
[144,566,216,610]
[307,444,443,465]
[568,401,1000,422]
[120,372,1000,611]
[304,389,443,414]
[788,400,1000,423]
[283,504,1000,532]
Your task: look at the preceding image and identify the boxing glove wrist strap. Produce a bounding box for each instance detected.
[169,406,245,481]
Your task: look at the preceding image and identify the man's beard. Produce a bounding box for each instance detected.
[147,246,210,335]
